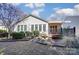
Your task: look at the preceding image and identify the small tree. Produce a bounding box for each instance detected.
[0,3,25,39]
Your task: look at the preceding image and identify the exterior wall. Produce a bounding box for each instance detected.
[14,16,48,35]
[63,16,79,37]
[0,25,7,30]
[48,23,62,34]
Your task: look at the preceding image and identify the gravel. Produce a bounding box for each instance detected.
[0,38,79,55]
[0,40,58,55]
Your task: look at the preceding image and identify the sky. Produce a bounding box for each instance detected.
[13,3,79,20]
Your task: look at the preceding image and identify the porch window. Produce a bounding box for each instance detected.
[43,24,46,32]
[35,24,38,30]
[55,26,57,33]
[17,25,20,32]
[21,25,23,31]
[39,24,42,31]
[24,25,27,31]
[31,25,34,31]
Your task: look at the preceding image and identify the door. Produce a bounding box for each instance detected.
[49,25,58,34]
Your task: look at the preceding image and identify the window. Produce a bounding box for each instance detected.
[17,25,20,32]
[43,24,46,32]
[21,25,23,31]
[55,26,57,32]
[39,24,42,31]
[24,25,27,31]
[35,24,38,30]
[31,25,34,31]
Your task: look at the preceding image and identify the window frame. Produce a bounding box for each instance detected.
[31,24,34,31]
[24,25,27,32]
[21,25,23,31]
[39,24,42,31]
[43,24,46,32]
[35,24,38,31]
[17,25,20,32]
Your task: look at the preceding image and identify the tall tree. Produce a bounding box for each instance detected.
[0,3,25,39]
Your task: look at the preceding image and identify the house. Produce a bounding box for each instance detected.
[63,16,79,36]
[0,25,7,30]
[14,15,49,35]
[0,15,77,37]
[0,21,7,31]
[48,20,62,37]
[14,15,62,37]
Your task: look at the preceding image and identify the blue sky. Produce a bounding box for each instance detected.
[14,3,79,20]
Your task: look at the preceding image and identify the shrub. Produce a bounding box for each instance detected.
[52,34,62,39]
[32,30,39,37]
[0,32,8,38]
[0,29,7,33]
[25,31,32,37]
[25,31,34,39]
[0,48,5,55]
[11,32,25,39]
[66,39,79,48]
[0,29,8,38]
[40,33,48,39]
[63,37,79,48]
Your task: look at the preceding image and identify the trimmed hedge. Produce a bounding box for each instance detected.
[32,30,39,37]
[0,30,8,38]
[11,32,25,39]
[0,29,7,33]
[25,31,32,37]
[11,31,39,39]
[0,32,8,38]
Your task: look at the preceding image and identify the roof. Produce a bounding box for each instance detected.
[48,20,63,23]
[15,14,48,24]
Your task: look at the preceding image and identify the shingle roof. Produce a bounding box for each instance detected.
[15,14,48,25]
[48,20,63,23]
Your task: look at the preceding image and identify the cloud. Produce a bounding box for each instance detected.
[25,3,45,9]
[64,20,72,23]
[74,4,79,9]
[55,8,74,16]
[36,8,44,12]
[25,3,34,9]
[34,3,45,8]
[25,3,45,17]
[31,10,40,17]
[47,14,57,20]
[55,4,79,16]
[11,3,21,6]
[47,4,79,20]
[74,4,79,15]
[31,9,44,17]
[47,8,74,20]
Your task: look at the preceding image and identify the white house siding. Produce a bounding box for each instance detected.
[14,16,48,35]
[0,25,7,30]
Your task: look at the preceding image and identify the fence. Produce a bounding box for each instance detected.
[61,27,75,37]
